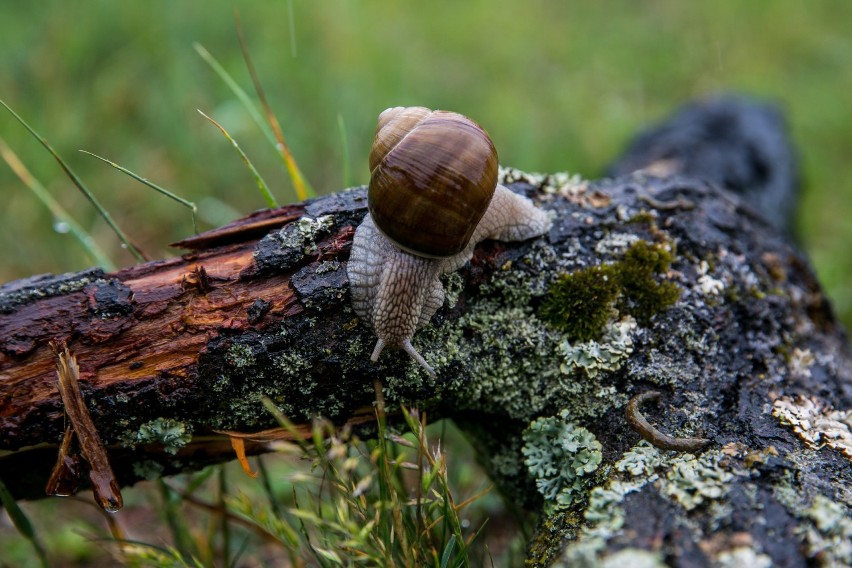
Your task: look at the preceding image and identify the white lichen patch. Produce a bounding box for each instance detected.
[599,548,666,568]
[498,166,590,201]
[522,409,603,511]
[278,214,335,251]
[560,317,636,379]
[801,495,852,565]
[616,441,665,478]
[787,347,815,379]
[661,451,735,511]
[595,232,641,256]
[715,547,773,568]
[772,394,852,458]
[696,260,725,296]
[559,443,663,566]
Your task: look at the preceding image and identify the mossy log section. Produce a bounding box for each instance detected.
[1,169,851,566]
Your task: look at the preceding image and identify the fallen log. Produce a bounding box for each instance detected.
[1,97,851,566]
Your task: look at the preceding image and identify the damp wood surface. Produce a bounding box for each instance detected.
[0,172,851,567]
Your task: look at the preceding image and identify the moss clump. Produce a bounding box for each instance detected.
[540,240,680,340]
[539,264,620,342]
[616,240,680,325]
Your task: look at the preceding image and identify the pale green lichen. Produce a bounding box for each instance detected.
[594,232,641,256]
[615,441,664,477]
[559,317,636,378]
[135,418,192,455]
[598,548,666,568]
[314,260,341,274]
[801,495,852,565]
[559,443,741,565]
[522,410,602,511]
[661,450,734,511]
[498,166,588,198]
[715,547,772,568]
[278,215,335,252]
[226,343,257,369]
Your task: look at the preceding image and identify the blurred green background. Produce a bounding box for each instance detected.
[2,1,852,564]
[1,1,851,328]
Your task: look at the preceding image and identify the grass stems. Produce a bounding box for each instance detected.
[197,109,278,208]
[0,137,115,270]
[0,98,146,263]
[79,150,198,234]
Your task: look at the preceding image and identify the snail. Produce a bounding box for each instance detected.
[347,106,552,377]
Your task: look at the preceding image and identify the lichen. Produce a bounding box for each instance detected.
[801,495,852,565]
[598,548,666,568]
[772,394,852,458]
[279,215,335,252]
[696,260,725,296]
[714,547,772,568]
[133,418,192,455]
[661,450,734,511]
[497,166,588,197]
[558,444,663,567]
[559,317,636,379]
[522,410,602,512]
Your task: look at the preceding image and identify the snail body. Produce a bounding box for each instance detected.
[348,107,551,376]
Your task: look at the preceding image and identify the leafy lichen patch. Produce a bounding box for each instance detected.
[522,410,603,512]
[801,495,852,565]
[129,418,192,455]
[661,450,735,511]
[559,317,636,379]
[772,394,852,458]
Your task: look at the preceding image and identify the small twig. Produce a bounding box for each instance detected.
[51,341,123,511]
[625,391,710,452]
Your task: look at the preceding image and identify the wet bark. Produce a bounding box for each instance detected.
[2,96,850,566]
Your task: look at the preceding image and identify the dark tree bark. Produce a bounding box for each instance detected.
[2,97,851,566]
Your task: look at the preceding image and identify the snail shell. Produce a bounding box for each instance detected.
[368,106,499,258]
[348,106,552,377]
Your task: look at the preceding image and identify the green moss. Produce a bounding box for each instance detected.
[616,241,680,325]
[539,264,620,342]
[539,240,680,340]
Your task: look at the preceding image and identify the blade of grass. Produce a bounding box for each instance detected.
[79,150,198,234]
[158,479,201,563]
[440,534,457,568]
[0,98,146,262]
[193,43,276,147]
[0,478,50,568]
[234,10,315,200]
[337,113,351,187]
[0,137,115,270]
[197,109,278,208]
[218,466,231,567]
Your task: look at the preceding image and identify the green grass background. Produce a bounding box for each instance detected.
[1,1,851,563]
[1,1,851,328]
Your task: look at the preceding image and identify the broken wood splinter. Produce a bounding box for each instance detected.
[50,340,123,512]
